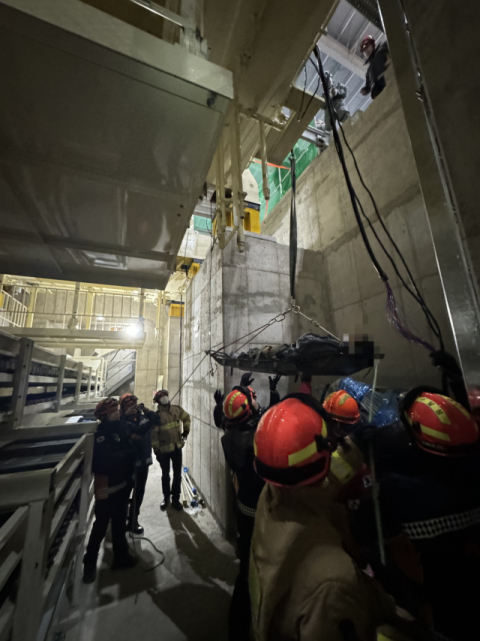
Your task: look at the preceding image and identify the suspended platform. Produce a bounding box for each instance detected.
[208,333,382,377]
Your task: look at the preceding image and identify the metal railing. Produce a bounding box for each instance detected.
[0,291,28,328]
[0,286,143,331]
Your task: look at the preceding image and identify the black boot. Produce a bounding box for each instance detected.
[160,497,170,512]
[172,499,183,512]
[127,514,144,535]
[83,558,97,584]
[129,519,144,535]
[111,553,139,570]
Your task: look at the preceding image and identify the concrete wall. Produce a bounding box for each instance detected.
[134,300,161,409]
[182,231,340,534]
[262,73,455,390]
[164,315,181,398]
[182,244,228,530]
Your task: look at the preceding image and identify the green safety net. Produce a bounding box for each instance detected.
[193,216,212,233]
[249,138,318,222]
[193,137,317,232]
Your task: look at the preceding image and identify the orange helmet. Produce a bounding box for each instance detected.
[323,390,360,425]
[94,397,119,420]
[401,389,479,456]
[224,388,252,424]
[254,395,332,488]
[120,393,138,413]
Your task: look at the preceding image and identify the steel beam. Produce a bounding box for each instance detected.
[74,362,83,405]
[55,354,67,413]
[9,338,34,429]
[0,228,172,264]
[378,0,480,410]
[317,34,365,79]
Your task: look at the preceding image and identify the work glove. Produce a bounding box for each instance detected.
[430,349,462,379]
[268,374,281,391]
[181,432,189,441]
[138,403,145,412]
[240,372,254,387]
[214,389,224,405]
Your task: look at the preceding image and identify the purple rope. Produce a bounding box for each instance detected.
[385,282,435,353]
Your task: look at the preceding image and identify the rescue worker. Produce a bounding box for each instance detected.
[83,398,139,583]
[152,389,191,512]
[213,372,281,429]
[250,393,403,641]
[324,71,350,134]
[355,390,480,640]
[220,383,266,641]
[360,35,390,100]
[120,393,159,535]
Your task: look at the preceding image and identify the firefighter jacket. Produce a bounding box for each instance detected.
[121,408,159,467]
[92,419,136,501]
[152,404,191,454]
[249,482,397,641]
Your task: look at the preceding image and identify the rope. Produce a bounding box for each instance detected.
[289,151,298,301]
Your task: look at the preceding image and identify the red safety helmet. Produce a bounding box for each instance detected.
[401,389,479,456]
[361,35,376,53]
[153,389,169,404]
[95,397,119,420]
[120,393,138,413]
[224,388,252,423]
[254,396,332,488]
[323,390,360,425]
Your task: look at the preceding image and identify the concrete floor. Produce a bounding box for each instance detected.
[66,464,237,641]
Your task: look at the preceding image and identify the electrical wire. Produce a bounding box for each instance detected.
[128,464,166,572]
[298,57,322,122]
[311,46,439,353]
[336,120,444,349]
[297,65,308,122]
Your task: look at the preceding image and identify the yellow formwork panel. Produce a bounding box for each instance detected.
[212,202,261,236]
[188,262,200,279]
[169,303,184,317]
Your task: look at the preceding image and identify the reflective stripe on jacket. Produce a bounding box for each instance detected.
[152,405,191,453]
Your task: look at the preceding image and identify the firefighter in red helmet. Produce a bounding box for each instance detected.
[250,393,402,641]
[360,35,390,100]
[119,393,160,534]
[213,372,280,641]
[354,388,480,639]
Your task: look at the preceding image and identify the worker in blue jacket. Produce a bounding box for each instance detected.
[120,393,160,535]
[83,397,147,583]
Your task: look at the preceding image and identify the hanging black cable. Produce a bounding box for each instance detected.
[289,151,298,300]
[337,121,444,349]
[312,47,388,282]
[311,46,440,353]
[297,65,308,122]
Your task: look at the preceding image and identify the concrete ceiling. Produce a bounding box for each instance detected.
[0,0,232,289]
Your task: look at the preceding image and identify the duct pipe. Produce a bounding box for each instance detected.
[215,133,227,245]
[259,121,270,201]
[139,288,146,318]
[230,102,245,253]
